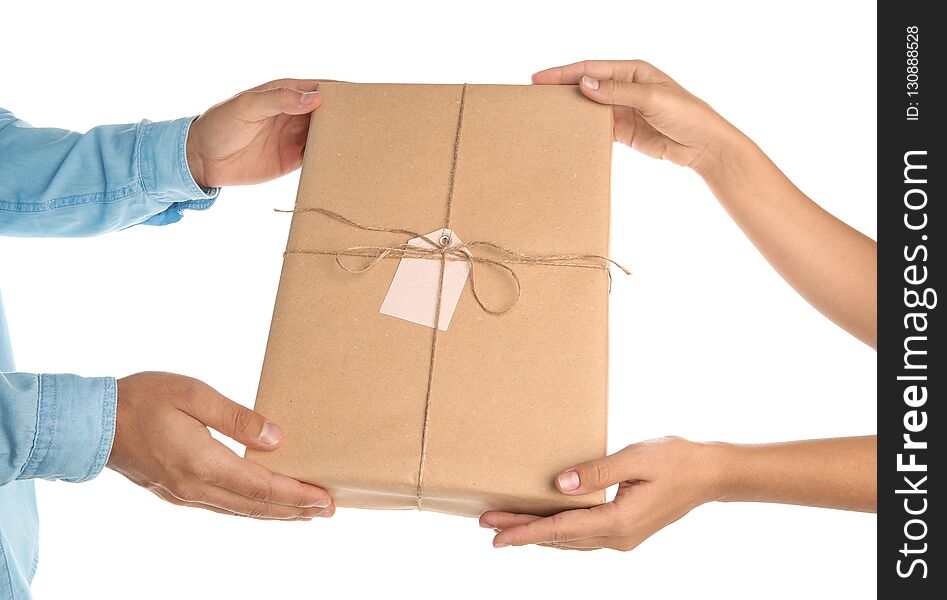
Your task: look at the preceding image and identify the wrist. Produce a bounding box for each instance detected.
[691,127,760,184]
[185,117,207,188]
[695,441,740,503]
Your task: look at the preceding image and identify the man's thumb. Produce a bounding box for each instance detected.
[185,385,284,450]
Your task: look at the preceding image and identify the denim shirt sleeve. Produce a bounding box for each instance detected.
[0,373,116,484]
[0,108,217,484]
[0,107,219,236]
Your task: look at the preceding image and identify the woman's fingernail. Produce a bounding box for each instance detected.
[480,521,495,529]
[493,541,510,549]
[557,470,580,492]
[313,499,331,508]
[301,91,320,104]
[581,76,600,91]
[258,421,283,446]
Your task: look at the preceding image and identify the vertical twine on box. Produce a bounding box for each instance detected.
[415,83,468,509]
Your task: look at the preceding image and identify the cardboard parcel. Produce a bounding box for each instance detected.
[248,82,615,518]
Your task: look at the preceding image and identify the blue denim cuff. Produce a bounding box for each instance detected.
[137,116,219,226]
[19,374,117,483]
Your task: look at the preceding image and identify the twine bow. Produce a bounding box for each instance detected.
[280,206,631,315]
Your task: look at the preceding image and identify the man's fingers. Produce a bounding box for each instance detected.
[492,505,614,547]
[211,451,333,509]
[167,484,331,520]
[238,85,323,118]
[249,78,321,92]
[204,486,334,520]
[532,59,668,86]
[158,489,287,520]
[556,446,643,495]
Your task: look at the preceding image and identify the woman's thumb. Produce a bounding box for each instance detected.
[556,450,634,495]
[579,75,656,112]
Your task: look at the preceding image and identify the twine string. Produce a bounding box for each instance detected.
[280,207,631,314]
[416,83,468,510]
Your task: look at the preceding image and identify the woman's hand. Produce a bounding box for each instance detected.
[185,79,323,188]
[108,372,335,520]
[480,435,876,551]
[536,60,877,347]
[532,60,743,173]
[481,437,718,551]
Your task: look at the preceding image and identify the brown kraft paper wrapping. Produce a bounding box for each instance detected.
[247,82,613,518]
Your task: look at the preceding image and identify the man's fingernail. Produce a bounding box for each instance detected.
[557,470,580,492]
[493,541,510,548]
[312,498,331,508]
[480,521,495,529]
[301,91,320,104]
[258,421,282,446]
[581,76,600,91]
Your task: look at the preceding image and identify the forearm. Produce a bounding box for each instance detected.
[696,135,877,347]
[705,436,876,512]
[0,109,217,237]
[0,372,116,484]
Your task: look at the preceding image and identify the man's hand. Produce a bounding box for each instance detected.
[107,372,334,520]
[185,79,323,188]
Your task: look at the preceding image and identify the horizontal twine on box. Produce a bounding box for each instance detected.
[278,83,628,510]
[279,206,631,316]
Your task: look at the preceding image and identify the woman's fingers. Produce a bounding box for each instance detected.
[532,59,669,86]
[531,59,719,168]
[541,536,640,551]
[532,60,671,117]
[483,445,647,547]
[538,542,601,551]
[483,438,710,551]
[577,75,666,114]
[479,511,542,530]
[491,504,617,547]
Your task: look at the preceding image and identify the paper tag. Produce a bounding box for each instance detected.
[379,228,470,331]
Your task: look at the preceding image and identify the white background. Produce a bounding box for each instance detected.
[1,1,877,598]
